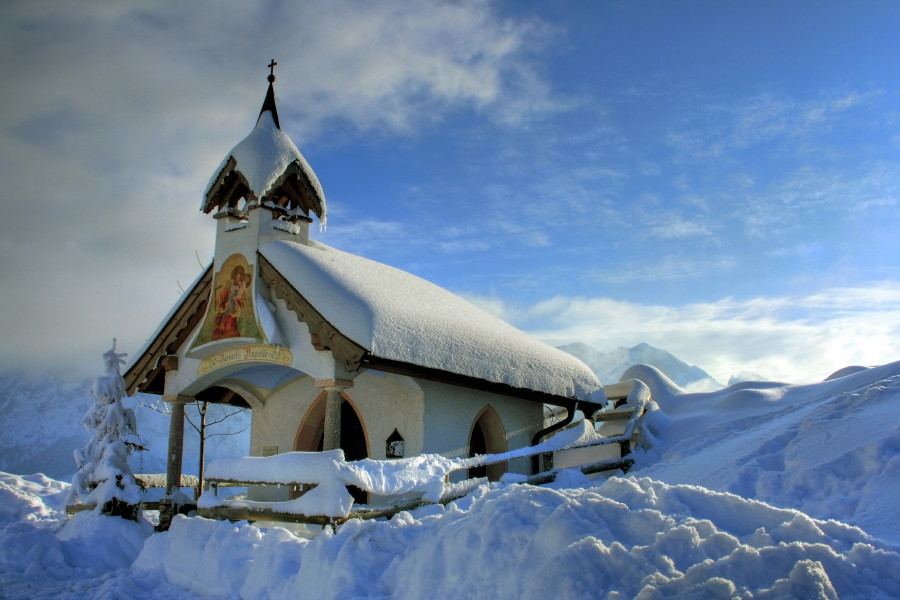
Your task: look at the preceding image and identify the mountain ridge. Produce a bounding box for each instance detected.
[558,341,723,391]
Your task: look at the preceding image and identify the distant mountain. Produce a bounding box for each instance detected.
[727,370,769,386]
[0,373,94,479]
[558,342,722,391]
[0,372,249,480]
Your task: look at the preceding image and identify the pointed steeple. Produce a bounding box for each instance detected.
[201,61,327,228]
[259,59,281,129]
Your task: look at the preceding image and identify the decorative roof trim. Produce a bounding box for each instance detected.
[258,254,366,373]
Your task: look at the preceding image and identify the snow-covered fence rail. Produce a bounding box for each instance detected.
[197,380,650,527]
[570,379,650,453]
[66,473,201,514]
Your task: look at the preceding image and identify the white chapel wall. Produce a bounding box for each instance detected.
[248,375,317,458]
[418,381,543,480]
[250,371,425,459]
[344,371,426,460]
[247,369,425,502]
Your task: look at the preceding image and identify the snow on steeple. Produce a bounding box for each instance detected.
[202,61,326,228]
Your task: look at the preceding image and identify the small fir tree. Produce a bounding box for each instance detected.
[68,340,144,520]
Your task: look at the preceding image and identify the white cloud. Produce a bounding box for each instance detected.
[641,211,713,240]
[0,1,564,379]
[666,90,882,162]
[741,162,900,239]
[587,255,737,285]
[465,283,900,385]
[274,1,564,133]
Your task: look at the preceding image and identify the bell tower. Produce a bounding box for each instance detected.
[188,61,326,357]
[201,60,327,255]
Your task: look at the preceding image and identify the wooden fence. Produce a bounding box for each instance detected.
[197,381,650,528]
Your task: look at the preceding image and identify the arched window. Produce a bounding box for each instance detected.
[468,406,507,481]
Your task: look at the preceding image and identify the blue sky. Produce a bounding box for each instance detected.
[2,1,900,383]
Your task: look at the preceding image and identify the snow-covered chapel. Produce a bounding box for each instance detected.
[124,67,605,501]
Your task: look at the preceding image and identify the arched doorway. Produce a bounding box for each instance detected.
[468,406,507,481]
[294,392,368,460]
[294,392,369,502]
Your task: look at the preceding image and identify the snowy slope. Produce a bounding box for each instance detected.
[627,362,900,545]
[0,373,249,481]
[559,341,723,391]
[0,374,93,479]
[1,361,899,598]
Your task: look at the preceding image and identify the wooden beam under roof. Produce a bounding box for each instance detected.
[258,254,367,373]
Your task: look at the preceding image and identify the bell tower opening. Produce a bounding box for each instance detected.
[201,61,327,248]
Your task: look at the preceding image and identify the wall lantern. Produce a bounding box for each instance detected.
[386,428,404,459]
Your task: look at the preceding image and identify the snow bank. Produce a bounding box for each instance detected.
[0,473,151,584]
[55,511,153,572]
[620,363,686,400]
[0,473,67,526]
[261,240,603,402]
[205,449,347,485]
[825,365,870,381]
[136,477,900,599]
[632,360,900,545]
[3,361,900,598]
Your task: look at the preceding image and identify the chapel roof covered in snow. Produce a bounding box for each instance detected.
[201,77,326,225]
[258,240,604,406]
[125,241,604,409]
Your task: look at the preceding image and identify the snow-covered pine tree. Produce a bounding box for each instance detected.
[68,340,144,520]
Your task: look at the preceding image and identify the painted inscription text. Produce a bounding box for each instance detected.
[198,345,292,376]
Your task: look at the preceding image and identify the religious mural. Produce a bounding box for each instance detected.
[192,254,263,349]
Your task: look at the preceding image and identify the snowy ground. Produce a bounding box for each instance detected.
[1,362,899,599]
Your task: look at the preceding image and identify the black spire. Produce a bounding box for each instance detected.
[259,59,281,129]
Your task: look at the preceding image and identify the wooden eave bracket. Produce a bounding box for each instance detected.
[203,156,238,214]
[264,164,322,220]
[205,158,263,215]
[158,355,179,372]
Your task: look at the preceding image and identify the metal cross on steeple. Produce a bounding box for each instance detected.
[260,60,281,128]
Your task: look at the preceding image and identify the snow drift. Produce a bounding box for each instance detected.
[1,359,899,598]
